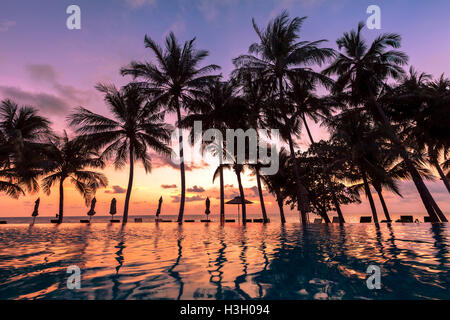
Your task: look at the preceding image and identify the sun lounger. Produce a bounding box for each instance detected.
[110,219,120,223]
[80,219,90,223]
[225,219,235,222]
[184,220,195,222]
[399,216,413,223]
[134,218,143,223]
[360,216,372,223]
[253,219,264,223]
[201,219,211,222]
[0,221,7,224]
[50,219,59,223]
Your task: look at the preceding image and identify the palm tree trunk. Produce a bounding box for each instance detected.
[287,134,309,224]
[276,193,286,223]
[176,104,186,223]
[255,168,268,223]
[219,164,225,224]
[235,168,247,225]
[369,96,446,222]
[433,160,450,194]
[123,144,134,224]
[58,178,65,224]
[279,75,308,224]
[361,169,378,223]
[302,114,344,223]
[374,185,391,222]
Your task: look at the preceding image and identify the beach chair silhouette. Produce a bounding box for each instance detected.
[314,218,322,224]
[400,216,413,223]
[360,216,372,223]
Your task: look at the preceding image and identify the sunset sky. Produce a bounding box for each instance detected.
[1,0,449,220]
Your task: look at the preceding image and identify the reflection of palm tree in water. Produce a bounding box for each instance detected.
[207,232,227,299]
[256,235,270,298]
[112,226,125,299]
[167,226,184,300]
[430,224,449,286]
[233,232,251,299]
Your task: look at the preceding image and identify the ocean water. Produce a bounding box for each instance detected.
[0,222,449,300]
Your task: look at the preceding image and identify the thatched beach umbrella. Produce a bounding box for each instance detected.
[110,198,117,217]
[156,196,163,217]
[205,197,211,217]
[31,198,40,223]
[87,197,96,221]
[226,196,253,222]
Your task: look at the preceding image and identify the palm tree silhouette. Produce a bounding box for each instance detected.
[235,71,273,223]
[328,111,384,223]
[42,132,108,223]
[181,79,238,223]
[261,148,290,223]
[120,32,220,223]
[0,99,53,197]
[69,84,171,223]
[287,75,346,223]
[323,22,447,222]
[234,11,335,224]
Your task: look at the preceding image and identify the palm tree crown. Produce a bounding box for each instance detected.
[69,84,172,223]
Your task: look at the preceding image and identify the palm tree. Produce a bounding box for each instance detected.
[324,22,447,222]
[261,148,290,223]
[213,159,248,224]
[120,32,220,223]
[235,72,273,223]
[384,68,450,194]
[0,99,53,196]
[233,11,335,224]
[328,111,385,223]
[42,132,108,223]
[181,79,238,223]
[417,75,450,193]
[287,74,346,222]
[69,84,172,224]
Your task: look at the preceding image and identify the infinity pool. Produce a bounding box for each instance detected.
[0,223,449,300]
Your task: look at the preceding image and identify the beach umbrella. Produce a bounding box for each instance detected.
[205,197,211,217]
[110,198,117,217]
[156,196,163,217]
[31,198,40,223]
[226,196,253,222]
[87,197,97,221]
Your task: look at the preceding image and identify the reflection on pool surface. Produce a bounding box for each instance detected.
[0,223,449,300]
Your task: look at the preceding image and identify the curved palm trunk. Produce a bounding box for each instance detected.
[219,165,225,224]
[374,185,391,222]
[369,97,446,222]
[175,104,186,223]
[255,168,268,223]
[235,168,247,225]
[302,115,344,223]
[57,178,65,224]
[276,194,286,223]
[287,135,309,224]
[361,169,378,223]
[123,145,134,224]
[433,160,450,194]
